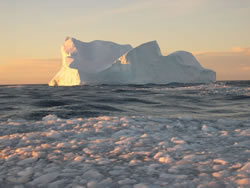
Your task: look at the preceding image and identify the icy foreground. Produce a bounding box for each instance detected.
[0,116,249,187]
[49,38,216,86]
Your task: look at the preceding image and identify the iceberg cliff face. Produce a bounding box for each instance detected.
[49,37,216,86]
[48,45,81,86]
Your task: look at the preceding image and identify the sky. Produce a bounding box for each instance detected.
[0,0,250,84]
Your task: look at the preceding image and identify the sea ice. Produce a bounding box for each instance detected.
[0,116,249,187]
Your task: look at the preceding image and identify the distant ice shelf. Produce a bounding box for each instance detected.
[49,37,216,86]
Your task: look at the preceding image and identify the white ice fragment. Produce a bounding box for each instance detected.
[13,185,25,188]
[129,159,142,166]
[217,119,235,125]
[171,137,185,144]
[147,164,161,172]
[82,169,104,181]
[134,183,150,188]
[170,143,192,151]
[7,122,21,126]
[212,170,229,178]
[158,155,173,164]
[202,124,216,132]
[99,178,113,186]
[213,165,226,171]
[168,163,193,174]
[96,158,111,165]
[32,151,46,158]
[42,114,59,121]
[154,152,173,164]
[239,129,250,136]
[213,159,228,166]
[159,173,187,180]
[183,154,205,162]
[17,167,33,177]
[30,172,59,185]
[46,131,61,139]
[17,157,38,166]
[118,178,137,185]
[220,131,228,136]
[113,129,134,137]
[56,142,72,148]
[230,163,243,169]
[197,182,222,188]
[235,178,249,185]
[7,176,30,184]
[153,151,165,159]
[74,156,84,162]
[238,162,250,174]
[140,133,148,138]
[48,180,66,188]
[108,169,125,176]
[87,180,98,188]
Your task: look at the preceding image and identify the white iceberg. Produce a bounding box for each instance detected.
[49,38,216,86]
[49,37,132,86]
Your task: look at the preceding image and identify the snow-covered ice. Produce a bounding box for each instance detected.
[0,115,249,187]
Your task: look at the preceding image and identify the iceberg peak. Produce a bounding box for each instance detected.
[166,51,203,69]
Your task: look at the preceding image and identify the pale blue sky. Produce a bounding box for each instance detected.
[1,0,250,59]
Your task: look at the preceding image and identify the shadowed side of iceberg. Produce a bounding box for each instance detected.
[96,41,162,84]
[96,41,216,84]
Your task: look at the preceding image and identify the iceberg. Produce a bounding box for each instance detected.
[49,37,132,86]
[49,38,216,86]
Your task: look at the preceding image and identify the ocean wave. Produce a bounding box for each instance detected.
[0,82,250,121]
[135,82,250,96]
[0,85,25,89]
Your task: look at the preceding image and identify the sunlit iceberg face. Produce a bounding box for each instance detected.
[63,37,78,55]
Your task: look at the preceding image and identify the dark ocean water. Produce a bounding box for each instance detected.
[0,81,249,121]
